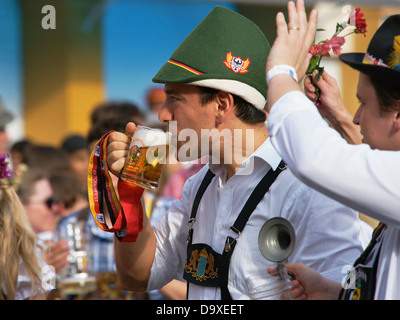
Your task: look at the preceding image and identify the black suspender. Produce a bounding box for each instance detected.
[338,223,387,300]
[224,160,288,251]
[186,169,215,246]
[185,160,287,300]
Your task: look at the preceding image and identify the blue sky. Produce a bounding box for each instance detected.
[102,0,236,108]
[0,0,236,140]
[0,0,22,117]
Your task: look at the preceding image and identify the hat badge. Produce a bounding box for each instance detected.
[223,51,250,74]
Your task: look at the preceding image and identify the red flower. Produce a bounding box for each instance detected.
[309,42,331,57]
[307,5,367,105]
[327,36,346,55]
[352,7,367,35]
[316,99,325,109]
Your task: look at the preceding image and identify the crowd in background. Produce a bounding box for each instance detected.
[1,2,399,301]
[0,86,202,300]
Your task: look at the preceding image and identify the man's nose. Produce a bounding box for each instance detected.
[158,104,173,123]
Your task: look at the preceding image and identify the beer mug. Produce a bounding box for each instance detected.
[245,268,292,300]
[120,125,171,191]
[55,221,96,295]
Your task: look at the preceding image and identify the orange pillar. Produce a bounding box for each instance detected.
[21,0,104,145]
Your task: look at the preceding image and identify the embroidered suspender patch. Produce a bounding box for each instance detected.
[184,247,219,282]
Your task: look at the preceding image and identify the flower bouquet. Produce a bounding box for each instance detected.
[307,6,367,108]
[0,153,12,179]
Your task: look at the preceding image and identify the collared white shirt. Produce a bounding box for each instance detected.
[267,90,400,299]
[148,137,367,300]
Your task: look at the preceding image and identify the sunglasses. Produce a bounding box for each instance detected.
[29,197,54,210]
[44,197,54,209]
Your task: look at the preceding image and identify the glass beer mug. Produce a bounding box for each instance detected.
[55,221,96,296]
[120,125,171,191]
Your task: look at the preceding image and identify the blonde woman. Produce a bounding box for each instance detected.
[0,154,46,299]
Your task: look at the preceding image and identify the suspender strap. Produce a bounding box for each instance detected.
[187,169,215,246]
[186,160,287,300]
[186,169,215,300]
[338,222,386,300]
[220,160,287,299]
[229,160,287,236]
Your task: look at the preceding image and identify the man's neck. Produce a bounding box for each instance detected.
[221,122,269,181]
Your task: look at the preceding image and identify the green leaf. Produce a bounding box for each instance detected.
[307,56,320,74]
[310,66,325,99]
[314,66,325,81]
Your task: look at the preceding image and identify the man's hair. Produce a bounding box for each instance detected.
[91,101,144,125]
[49,171,83,209]
[87,116,131,146]
[368,75,400,113]
[16,168,47,205]
[198,86,266,125]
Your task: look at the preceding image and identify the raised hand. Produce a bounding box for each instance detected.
[266,0,318,80]
[106,122,136,177]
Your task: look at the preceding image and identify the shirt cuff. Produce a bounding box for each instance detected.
[267,91,320,137]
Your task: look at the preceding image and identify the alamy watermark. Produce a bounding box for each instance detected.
[42,5,56,30]
[41,265,56,291]
[144,121,256,175]
[341,264,356,290]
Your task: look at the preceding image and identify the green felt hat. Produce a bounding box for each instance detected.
[152,6,270,110]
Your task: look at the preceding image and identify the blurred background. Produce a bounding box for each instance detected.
[1,0,399,147]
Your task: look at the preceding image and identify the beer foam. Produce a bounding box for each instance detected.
[132,126,171,147]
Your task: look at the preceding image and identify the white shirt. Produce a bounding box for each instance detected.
[2,247,49,300]
[148,137,367,300]
[267,90,400,299]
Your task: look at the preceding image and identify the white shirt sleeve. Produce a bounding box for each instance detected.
[146,172,202,291]
[268,91,400,227]
[146,199,189,290]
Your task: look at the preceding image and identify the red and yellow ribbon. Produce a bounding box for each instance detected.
[87,131,144,242]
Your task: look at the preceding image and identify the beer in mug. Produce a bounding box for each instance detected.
[120,125,171,190]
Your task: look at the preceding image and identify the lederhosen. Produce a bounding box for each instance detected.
[183,161,287,300]
[339,223,387,300]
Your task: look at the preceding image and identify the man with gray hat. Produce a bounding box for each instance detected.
[97,6,368,300]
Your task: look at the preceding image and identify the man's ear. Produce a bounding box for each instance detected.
[394,111,400,132]
[393,100,400,131]
[215,91,235,124]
